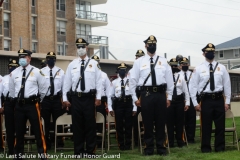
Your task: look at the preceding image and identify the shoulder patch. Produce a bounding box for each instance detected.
[40,70,45,76]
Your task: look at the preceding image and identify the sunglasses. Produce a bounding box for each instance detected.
[77,45,86,49]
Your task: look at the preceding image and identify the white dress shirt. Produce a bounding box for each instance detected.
[41,66,65,96]
[189,60,231,106]
[9,65,48,100]
[2,74,10,97]
[129,54,174,102]
[108,77,137,112]
[179,70,197,99]
[101,71,111,97]
[0,75,3,108]
[173,73,190,106]
[62,57,102,101]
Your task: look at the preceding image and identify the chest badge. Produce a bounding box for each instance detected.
[30,72,34,76]
[57,72,60,76]
[158,61,161,65]
[217,67,220,71]
[178,79,181,83]
[89,64,92,68]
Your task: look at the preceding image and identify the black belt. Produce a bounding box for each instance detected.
[44,95,61,100]
[136,84,167,93]
[115,95,132,102]
[201,91,223,100]
[71,90,96,98]
[18,96,39,105]
[101,96,107,102]
[172,94,184,102]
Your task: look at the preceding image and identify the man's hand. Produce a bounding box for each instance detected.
[132,111,137,116]
[95,99,101,106]
[195,104,201,111]
[63,101,71,109]
[0,108,4,114]
[166,100,171,108]
[135,100,140,107]
[110,111,115,117]
[184,105,189,111]
[225,104,229,111]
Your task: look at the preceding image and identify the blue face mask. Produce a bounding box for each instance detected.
[47,58,55,67]
[19,58,28,67]
[9,67,16,73]
[118,70,126,79]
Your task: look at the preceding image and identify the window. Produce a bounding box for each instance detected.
[32,0,35,6]
[76,0,91,11]
[57,44,67,55]
[4,40,10,51]
[76,23,91,36]
[56,20,66,35]
[219,51,224,59]
[32,17,36,39]
[56,0,65,11]
[32,42,37,53]
[233,49,240,58]
[4,13,10,29]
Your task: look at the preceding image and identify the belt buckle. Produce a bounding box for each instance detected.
[212,94,215,99]
[153,87,157,92]
[22,99,25,104]
[50,96,54,100]
[78,92,82,97]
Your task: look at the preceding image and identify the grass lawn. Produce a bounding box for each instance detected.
[2,117,240,160]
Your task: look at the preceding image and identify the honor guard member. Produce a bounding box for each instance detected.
[128,49,145,146]
[0,75,3,152]
[179,57,196,143]
[129,35,174,156]
[167,58,189,148]
[2,59,19,154]
[40,52,65,150]
[92,55,111,148]
[62,38,102,157]
[9,49,48,160]
[189,43,231,153]
[40,60,47,69]
[108,63,137,150]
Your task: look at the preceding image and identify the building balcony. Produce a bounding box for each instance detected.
[76,34,108,49]
[82,0,107,5]
[75,10,108,27]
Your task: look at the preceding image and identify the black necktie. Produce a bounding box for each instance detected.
[173,75,177,98]
[50,70,54,96]
[184,72,188,82]
[209,63,215,91]
[81,60,85,91]
[150,58,156,86]
[20,69,26,99]
[121,79,125,98]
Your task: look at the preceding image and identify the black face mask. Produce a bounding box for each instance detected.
[182,66,189,72]
[205,52,215,60]
[147,45,156,54]
[47,58,55,67]
[9,67,16,73]
[172,68,180,73]
[118,70,126,79]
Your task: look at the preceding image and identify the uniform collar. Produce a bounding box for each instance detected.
[78,56,89,62]
[47,66,56,71]
[146,53,157,60]
[20,64,32,71]
[119,77,127,82]
[205,60,216,67]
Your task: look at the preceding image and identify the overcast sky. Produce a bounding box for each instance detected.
[92,0,240,66]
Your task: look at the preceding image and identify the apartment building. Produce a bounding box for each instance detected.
[0,0,108,57]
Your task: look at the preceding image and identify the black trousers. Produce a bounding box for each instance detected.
[201,96,225,152]
[71,95,96,155]
[41,97,65,149]
[141,91,167,154]
[4,101,15,154]
[96,99,106,147]
[114,100,133,150]
[14,103,46,157]
[167,100,185,147]
[185,99,196,142]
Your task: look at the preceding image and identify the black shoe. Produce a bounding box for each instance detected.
[159,153,167,156]
[0,148,4,153]
[144,151,153,156]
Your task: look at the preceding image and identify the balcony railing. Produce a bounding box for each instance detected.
[76,10,107,22]
[57,34,66,42]
[57,10,65,18]
[32,6,36,14]
[4,28,10,37]
[76,34,108,45]
[3,2,9,10]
